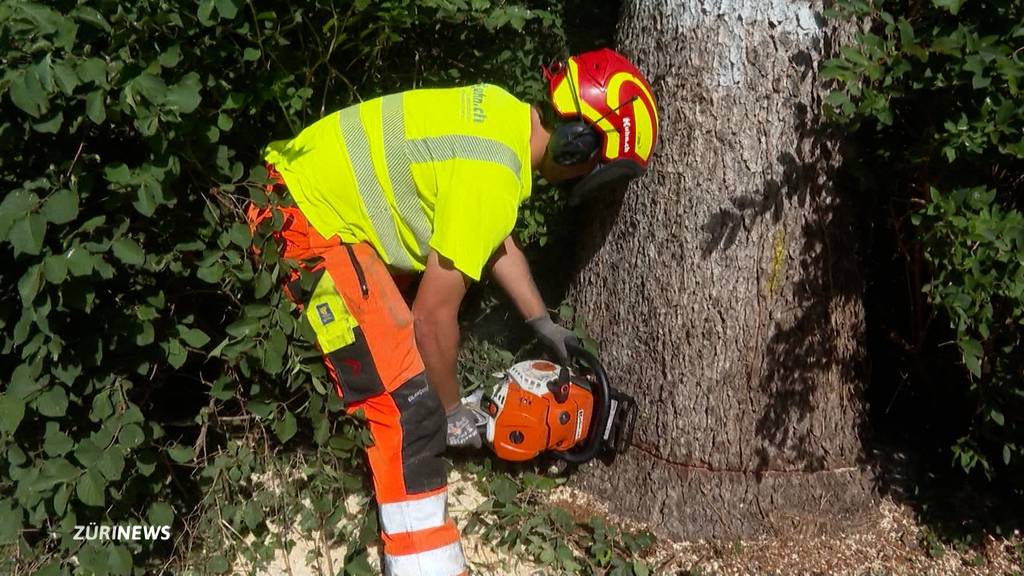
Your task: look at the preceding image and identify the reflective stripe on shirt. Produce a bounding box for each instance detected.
[338,105,416,270]
[338,93,524,271]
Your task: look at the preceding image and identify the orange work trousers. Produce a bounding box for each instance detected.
[247,169,466,576]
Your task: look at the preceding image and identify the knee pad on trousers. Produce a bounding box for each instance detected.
[391,374,447,494]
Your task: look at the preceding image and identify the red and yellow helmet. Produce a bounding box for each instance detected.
[545,48,659,203]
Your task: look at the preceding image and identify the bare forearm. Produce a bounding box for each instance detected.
[414,310,462,411]
[490,236,547,320]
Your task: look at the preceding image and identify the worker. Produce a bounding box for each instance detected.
[247,48,658,576]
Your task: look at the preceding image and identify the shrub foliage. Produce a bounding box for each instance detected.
[824,0,1023,478]
[0,0,567,573]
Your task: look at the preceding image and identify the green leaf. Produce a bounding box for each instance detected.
[10,213,47,256]
[243,47,260,61]
[18,264,42,305]
[263,330,287,374]
[158,45,183,68]
[43,423,74,456]
[36,386,69,418]
[9,69,48,118]
[932,0,962,14]
[119,423,144,448]
[76,469,106,507]
[168,444,194,463]
[960,337,983,377]
[149,501,174,526]
[490,475,518,504]
[344,551,373,576]
[108,544,132,576]
[0,395,26,435]
[0,189,38,237]
[67,245,94,276]
[105,163,132,184]
[990,409,1005,426]
[207,555,230,574]
[97,447,126,481]
[72,6,112,31]
[164,72,202,114]
[275,410,297,443]
[77,58,108,87]
[225,316,258,337]
[52,61,80,95]
[227,222,251,248]
[197,261,225,283]
[74,438,104,467]
[166,339,188,369]
[33,112,64,133]
[39,457,80,490]
[43,254,68,284]
[181,327,211,348]
[130,72,167,106]
[214,0,239,19]
[1003,445,1012,465]
[9,363,44,399]
[0,501,22,544]
[33,562,62,576]
[248,401,274,418]
[112,237,145,265]
[85,89,106,124]
[197,0,216,25]
[42,188,79,224]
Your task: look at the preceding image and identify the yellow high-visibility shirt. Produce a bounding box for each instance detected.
[264,84,533,281]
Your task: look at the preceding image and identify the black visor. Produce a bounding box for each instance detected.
[567,160,644,206]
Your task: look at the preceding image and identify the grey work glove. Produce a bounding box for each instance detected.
[446,404,483,449]
[527,315,578,367]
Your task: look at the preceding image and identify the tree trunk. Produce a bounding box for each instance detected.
[570,0,874,539]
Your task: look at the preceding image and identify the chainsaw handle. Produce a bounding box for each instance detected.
[556,341,611,464]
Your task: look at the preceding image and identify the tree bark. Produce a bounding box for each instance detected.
[570,0,874,539]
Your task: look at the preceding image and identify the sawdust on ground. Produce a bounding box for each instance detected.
[242,472,1023,576]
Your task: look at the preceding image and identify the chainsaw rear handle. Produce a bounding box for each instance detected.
[556,341,611,464]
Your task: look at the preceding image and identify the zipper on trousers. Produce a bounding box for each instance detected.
[344,245,370,299]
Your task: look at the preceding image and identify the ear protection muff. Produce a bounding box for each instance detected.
[547,121,600,166]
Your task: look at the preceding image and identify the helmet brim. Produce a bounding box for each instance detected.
[567,160,644,206]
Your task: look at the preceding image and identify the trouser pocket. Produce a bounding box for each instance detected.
[302,268,386,404]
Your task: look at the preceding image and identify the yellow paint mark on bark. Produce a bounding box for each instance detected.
[766,227,786,298]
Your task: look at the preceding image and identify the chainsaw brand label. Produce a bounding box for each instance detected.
[575,409,585,440]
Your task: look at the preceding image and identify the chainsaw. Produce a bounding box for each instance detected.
[464,342,636,463]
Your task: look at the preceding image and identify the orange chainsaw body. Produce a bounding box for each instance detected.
[484,360,595,462]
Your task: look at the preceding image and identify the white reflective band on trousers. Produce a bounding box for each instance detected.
[385,541,466,576]
[378,490,447,535]
[379,490,466,575]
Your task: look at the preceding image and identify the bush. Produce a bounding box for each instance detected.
[823,0,1023,478]
[0,0,566,573]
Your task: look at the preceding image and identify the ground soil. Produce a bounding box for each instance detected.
[243,470,1023,576]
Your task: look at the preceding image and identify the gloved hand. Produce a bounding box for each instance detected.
[526,314,578,367]
[446,404,483,449]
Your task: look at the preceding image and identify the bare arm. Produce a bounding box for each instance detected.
[412,250,469,412]
[490,235,548,321]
